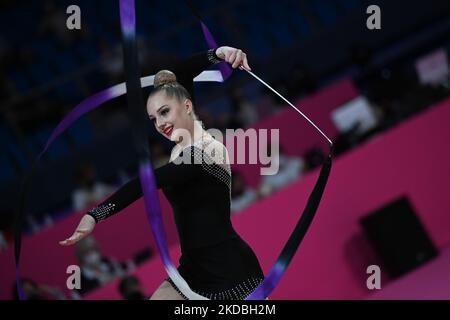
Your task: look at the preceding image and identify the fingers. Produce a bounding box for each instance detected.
[59,237,77,246]
[59,235,79,246]
[242,54,251,71]
[224,48,252,71]
[227,50,237,67]
[232,50,243,68]
[59,229,90,246]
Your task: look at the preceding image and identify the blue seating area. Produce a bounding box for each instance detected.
[310,0,341,28]
[3,0,365,99]
[26,125,70,160]
[5,0,448,228]
[67,118,95,148]
[0,0,368,187]
[0,115,94,185]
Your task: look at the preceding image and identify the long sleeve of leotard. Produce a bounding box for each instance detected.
[172,48,221,104]
[86,147,202,223]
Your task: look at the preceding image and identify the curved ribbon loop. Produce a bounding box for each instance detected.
[119,0,209,300]
[14,0,333,301]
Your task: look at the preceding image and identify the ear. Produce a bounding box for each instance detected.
[184,98,193,114]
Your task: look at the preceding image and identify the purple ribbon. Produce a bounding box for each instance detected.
[16,0,332,301]
[139,162,173,268]
[39,84,125,159]
[200,22,232,80]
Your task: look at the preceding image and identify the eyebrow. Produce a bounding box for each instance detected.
[149,105,168,119]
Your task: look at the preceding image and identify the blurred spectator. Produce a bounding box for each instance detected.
[132,247,154,266]
[118,275,148,300]
[0,230,7,252]
[26,213,41,234]
[195,107,215,130]
[75,236,131,295]
[38,0,87,49]
[272,76,289,99]
[332,122,362,156]
[39,1,69,46]
[285,63,318,99]
[13,278,67,300]
[256,89,281,119]
[259,144,305,197]
[98,35,148,84]
[215,112,242,134]
[229,87,257,127]
[72,162,115,212]
[98,40,123,84]
[0,208,13,250]
[231,171,258,214]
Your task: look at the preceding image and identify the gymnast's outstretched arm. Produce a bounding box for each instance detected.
[59,146,201,245]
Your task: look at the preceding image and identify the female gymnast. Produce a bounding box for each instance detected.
[59,46,265,300]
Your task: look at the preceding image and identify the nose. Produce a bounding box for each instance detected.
[156,117,165,130]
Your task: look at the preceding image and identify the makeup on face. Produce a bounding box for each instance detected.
[149,104,173,136]
[147,92,194,143]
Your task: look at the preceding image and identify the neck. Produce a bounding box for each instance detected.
[177,120,205,148]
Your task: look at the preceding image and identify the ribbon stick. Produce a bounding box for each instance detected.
[240,69,333,300]
[243,69,333,146]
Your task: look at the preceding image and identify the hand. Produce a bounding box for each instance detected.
[59,214,96,246]
[216,46,251,71]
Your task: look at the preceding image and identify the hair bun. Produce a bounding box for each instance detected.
[154,70,177,87]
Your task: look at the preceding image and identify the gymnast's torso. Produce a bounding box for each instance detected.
[160,134,264,299]
[87,133,264,299]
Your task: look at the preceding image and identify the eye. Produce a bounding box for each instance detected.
[161,108,169,116]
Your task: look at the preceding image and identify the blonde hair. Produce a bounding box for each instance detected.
[150,70,204,128]
[154,69,177,87]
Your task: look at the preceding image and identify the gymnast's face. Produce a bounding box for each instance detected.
[147,91,194,143]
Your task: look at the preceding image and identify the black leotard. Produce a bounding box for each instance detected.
[87,50,264,299]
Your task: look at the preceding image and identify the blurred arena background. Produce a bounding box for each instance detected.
[1,0,450,300]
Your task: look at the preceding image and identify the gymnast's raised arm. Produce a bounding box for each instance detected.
[59,46,251,246]
[171,46,251,104]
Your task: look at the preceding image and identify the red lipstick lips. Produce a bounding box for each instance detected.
[163,126,173,136]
